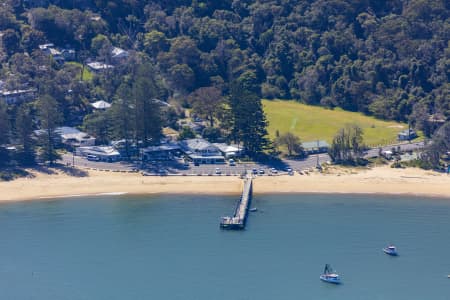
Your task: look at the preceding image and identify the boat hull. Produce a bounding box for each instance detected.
[383,248,398,256]
[320,275,341,284]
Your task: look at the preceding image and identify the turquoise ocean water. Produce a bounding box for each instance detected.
[0,194,449,300]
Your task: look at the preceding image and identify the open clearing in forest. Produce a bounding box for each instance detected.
[263,100,410,147]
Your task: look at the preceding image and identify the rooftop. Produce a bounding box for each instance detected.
[87,62,114,70]
[91,100,111,109]
[111,47,129,58]
[180,139,214,151]
[78,146,120,156]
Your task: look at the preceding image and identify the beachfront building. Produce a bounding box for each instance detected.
[213,143,244,158]
[0,88,38,105]
[398,129,417,141]
[55,127,96,148]
[141,143,181,161]
[180,138,225,164]
[302,140,329,155]
[76,146,121,162]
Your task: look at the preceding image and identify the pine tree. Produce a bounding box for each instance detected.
[15,104,36,165]
[132,74,162,146]
[0,101,10,166]
[228,82,270,155]
[37,95,62,165]
[110,83,135,158]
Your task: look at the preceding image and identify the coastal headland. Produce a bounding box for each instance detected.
[1,166,449,202]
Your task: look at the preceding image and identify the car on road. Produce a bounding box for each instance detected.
[258,169,265,175]
[215,167,221,174]
[86,154,100,161]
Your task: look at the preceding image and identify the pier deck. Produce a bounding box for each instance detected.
[220,176,253,230]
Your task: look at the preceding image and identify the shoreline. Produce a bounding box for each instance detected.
[1,166,449,202]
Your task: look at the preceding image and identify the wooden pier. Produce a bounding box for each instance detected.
[220,176,253,230]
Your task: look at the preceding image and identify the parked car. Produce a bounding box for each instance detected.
[258,169,265,175]
[270,167,278,174]
[215,167,221,174]
[86,154,100,161]
[229,159,236,166]
[252,168,258,175]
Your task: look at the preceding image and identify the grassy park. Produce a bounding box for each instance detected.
[263,100,410,147]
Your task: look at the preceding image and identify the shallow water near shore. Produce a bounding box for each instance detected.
[0,194,449,299]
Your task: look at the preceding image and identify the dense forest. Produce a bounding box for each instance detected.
[1,0,449,120]
[0,0,449,168]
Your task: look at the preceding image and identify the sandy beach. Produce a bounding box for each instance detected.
[0,166,449,202]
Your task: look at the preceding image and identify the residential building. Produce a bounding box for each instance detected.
[39,44,64,63]
[55,127,96,148]
[91,100,111,110]
[61,49,76,61]
[87,62,114,72]
[398,129,417,141]
[180,138,225,164]
[111,47,129,64]
[302,140,329,155]
[141,143,181,161]
[76,146,121,162]
[213,143,244,158]
[1,88,38,105]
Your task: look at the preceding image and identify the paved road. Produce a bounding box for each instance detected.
[364,141,425,158]
[60,153,138,171]
[59,141,425,176]
[60,152,330,175]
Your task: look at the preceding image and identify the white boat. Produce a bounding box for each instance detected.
[320,264,341,284]
[383,245,398,256]
[249,207,258,212]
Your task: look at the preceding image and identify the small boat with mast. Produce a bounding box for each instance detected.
[320,264,341,284]
[383,245,398,256]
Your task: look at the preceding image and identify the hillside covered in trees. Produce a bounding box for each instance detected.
[1,0,448,121]
[0,0,449,170]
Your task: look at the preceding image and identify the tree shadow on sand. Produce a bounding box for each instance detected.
[32,164,89,178]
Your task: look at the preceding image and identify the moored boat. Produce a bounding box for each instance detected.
[383,245,398,256]
[320,264,341,284]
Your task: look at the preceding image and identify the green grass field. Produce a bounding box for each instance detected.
[263,100,409,147]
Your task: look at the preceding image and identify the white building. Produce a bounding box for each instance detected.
[213,143,244,158]
[111,47,129,63]
[87,62,114,72]
[180,138,224,164]
[76,146,121,162]
[0,88,38,105]
[91,100,111,110]
[55,127,96,147]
